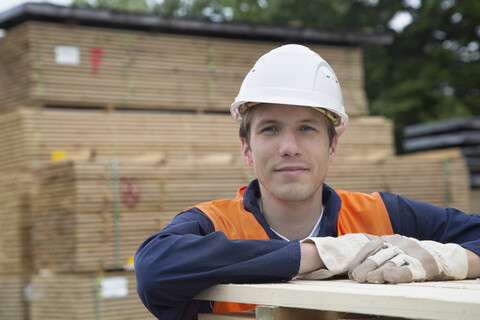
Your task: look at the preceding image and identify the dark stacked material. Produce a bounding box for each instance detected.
[404,117,480,213]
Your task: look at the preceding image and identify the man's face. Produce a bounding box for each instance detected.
[241,103,337,203]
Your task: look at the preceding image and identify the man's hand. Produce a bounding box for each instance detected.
[348,234,469,283]
[298,234,372,279]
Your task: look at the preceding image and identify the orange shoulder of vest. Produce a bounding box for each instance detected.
[192,185,269,240]
[335,189,394,236]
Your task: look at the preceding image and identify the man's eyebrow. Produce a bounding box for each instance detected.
[256,119,280,126]
[298,118,323,125]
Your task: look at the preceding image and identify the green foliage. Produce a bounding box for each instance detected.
[72,0,151,13]
[71,0,480,153]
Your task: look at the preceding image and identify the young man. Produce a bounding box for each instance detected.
[135,44,480,320]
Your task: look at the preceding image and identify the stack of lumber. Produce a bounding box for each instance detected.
[403,117,479,213]
[383,149,471,211]
[0,171,32,274]
[32,155,252,273]
[0,107,394,170]
[30,271,154,320]
[0,276,29,320]
[0,172,32,320]
[327,148,471,213]
[0,21,368,117]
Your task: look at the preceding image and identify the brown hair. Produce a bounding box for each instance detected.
[239,105,337,148]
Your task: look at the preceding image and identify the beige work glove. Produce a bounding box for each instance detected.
[299,233,373,280]
[348,234,468,283]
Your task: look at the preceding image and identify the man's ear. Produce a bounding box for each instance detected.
[328,135,338,165]
[240,137,253,167]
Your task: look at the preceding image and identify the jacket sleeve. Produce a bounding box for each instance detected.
[134,208,300,320]
[380,192,480,256]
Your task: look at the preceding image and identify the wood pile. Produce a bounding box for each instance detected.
[327,148,471,213]
[0,172,32,320]
[32,155,252,273]
[30,271,154,320]
[0,275,29,320]
[403,117,480,213]
[383,149,471,212]
[0,171,33,275]
[0,21,368,117]
[0,107,394,170]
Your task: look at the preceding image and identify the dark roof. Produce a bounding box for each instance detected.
[0,2,393,46]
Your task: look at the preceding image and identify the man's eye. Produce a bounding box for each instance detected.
[261,126,278,133]
[300,125,315,131]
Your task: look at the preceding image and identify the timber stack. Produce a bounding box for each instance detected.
[403,117,480,214]
[0,3,471,320]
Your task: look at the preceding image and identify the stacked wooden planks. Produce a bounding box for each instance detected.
[327,148,472,213]
[0,276,29,320]
[0,172,32,320]
[0,23,31,109]
[0,171,33,274]
[32,155,252,273]
[383,149,471,212]
[0,21,368,117]
[30,271,154,320]
[0,107,394,170]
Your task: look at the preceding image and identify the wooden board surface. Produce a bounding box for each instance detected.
[195,279,480,320]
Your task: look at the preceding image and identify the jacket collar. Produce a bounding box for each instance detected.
[242,179,341,239]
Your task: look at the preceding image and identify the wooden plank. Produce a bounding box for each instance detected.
[255,306,385,320]
[199,311,255,320]
[195,280,480,320]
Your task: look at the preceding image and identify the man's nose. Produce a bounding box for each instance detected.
[278,130,301,157]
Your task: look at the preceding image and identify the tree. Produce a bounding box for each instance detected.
[366,0,480,152]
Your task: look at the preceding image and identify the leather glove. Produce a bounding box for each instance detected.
[348,234,469,283]
[298,233,373,280]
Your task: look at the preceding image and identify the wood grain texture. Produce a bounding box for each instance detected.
[195,279,480,320]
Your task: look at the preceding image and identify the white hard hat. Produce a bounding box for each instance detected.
[231,44,348,136]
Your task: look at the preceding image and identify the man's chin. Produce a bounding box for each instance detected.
[273,186,313,202]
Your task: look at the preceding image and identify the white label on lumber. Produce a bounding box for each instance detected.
[55,46,80,65]
[101,277,129,298]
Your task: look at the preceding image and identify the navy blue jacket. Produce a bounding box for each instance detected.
[135,179,480,320]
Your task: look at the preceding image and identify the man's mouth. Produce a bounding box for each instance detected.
[275,166,308,176]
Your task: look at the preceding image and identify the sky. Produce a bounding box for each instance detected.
[0,0,413,32]
[0,0,73,14]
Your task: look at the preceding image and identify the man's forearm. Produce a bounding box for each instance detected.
[466,249,480,278]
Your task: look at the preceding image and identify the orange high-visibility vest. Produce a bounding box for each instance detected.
[194,186,394,314]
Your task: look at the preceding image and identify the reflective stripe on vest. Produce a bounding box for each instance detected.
[193,186,394,314]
